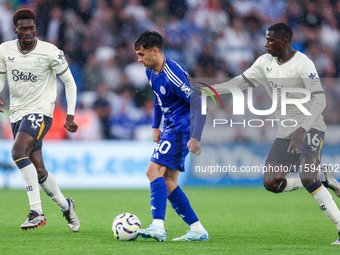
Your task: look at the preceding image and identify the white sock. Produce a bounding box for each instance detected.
[280,173,304,192]
[312,186,340,231]
[39,171,69,212]
[190,221,205,233]
[19,163,42,214]
[152,219,164,229]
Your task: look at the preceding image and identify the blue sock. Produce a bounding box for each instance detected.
[168,186,198,225]
[150,177,168,220]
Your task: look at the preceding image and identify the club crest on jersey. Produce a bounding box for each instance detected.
[8,56,15,62]
[35,57,44,66]
[160,86,166,95]
[287,69,295,78]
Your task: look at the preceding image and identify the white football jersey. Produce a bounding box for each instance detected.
[0,38,70,123]
[242,50,326,138]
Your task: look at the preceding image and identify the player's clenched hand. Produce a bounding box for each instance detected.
[287,127,306,153]
[187,138,201,155]
[0,96,3,113]
[64,115,78,133]
[153,128,161,143]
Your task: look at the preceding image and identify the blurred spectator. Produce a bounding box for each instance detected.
[68,102,101,140]
[76,0,92,24]
[93,83,114,139]
[0,1,14,42]
[194,0,229,33]
[150,0,170,23]
[83,54,104,91]
[102,57,122,91]
[216,17,253,76]
[110,86,138,139]
[46,6,65,46]
[44,100,68,140]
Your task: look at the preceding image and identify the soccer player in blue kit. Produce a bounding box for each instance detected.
[134,30,209,242]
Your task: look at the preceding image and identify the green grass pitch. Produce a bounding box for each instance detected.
[1,187,340,254]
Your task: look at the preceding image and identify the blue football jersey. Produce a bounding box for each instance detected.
[146,57,194,134]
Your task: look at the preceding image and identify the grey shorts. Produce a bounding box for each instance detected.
[265,128,325,169]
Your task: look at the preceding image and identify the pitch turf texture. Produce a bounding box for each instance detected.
[1,188,340,255]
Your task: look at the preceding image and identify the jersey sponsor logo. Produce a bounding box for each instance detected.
[8,56,15,62]
[12,69,38,82]
[180,84,193,98]
[266,67,272,73]
[152,152,159,159]
[160,86,166,95]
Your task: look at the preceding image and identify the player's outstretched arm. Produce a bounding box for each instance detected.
[187,138,201,155]
[0,96,3,113]
[64,114,78,133]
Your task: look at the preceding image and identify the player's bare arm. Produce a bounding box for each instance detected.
[64,115,78,133]
[152,128,161,143]
[187,138,201,155]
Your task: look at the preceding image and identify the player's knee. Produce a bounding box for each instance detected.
[11,147,25,161]
[263,178,278,192]
[146,167,160,182]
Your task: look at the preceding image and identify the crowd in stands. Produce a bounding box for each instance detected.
[1,0,340,142]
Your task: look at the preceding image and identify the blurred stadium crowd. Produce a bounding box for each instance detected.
[0,0,340,142]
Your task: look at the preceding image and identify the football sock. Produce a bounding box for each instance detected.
[150,177,168,221]
[168,186,199,226]
[39,171,69,212]
[190,221,205,233]
[17,162,42,214]
[308,181,340,230]
[152,219,165,229]
[276,174,303,193]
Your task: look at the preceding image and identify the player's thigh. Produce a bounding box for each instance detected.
[264,138,299,179]
[150,132,190,173]
[12,114,52,157]
[11,131,35,159]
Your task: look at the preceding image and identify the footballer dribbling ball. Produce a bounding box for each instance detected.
[112,213,142,241]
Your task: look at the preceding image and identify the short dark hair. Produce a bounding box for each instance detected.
[268,23,293,42]
[134,30,163,51]
[13,9,35,27]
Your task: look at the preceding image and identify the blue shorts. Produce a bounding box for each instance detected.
[266,128,325,169]
[11,113,52,153]
[150,132,190,171]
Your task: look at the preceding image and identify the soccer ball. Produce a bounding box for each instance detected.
[112,213,142,241]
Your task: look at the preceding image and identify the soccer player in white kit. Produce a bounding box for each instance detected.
[203,23,340,245]
[0,9,80,231]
